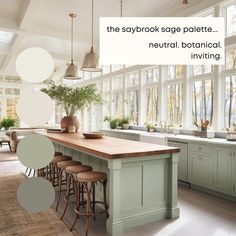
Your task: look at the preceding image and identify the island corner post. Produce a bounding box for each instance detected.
[39,132,180,236]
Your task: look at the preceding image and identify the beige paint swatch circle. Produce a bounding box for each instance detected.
[16,47,54,83]
[17,133,54,169]
[16,90,54,126]
[17,177,55,212]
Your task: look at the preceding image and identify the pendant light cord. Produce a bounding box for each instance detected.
[92,0,94,48]
[70,14,74,63]
[120,0,123,17]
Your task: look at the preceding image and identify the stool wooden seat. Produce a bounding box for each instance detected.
[70,171,109,235]
[77,171,107,183]
[56,160,81,211]
[55,151,63,156]
[60,165,92,220]
[57,160,81,169]
[53,155,72,163]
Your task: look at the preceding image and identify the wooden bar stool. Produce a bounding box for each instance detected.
[56,160,81,211]
[70,171,109,235]
[60,165,93,220]
[51,155,72,187]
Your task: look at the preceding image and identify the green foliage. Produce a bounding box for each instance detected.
[0,118,15,130]
[103,116,119,129]
[120,117,130,125]
[145,122,155,131]
[41,81,103,117]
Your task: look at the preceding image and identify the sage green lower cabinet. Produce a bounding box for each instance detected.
[168,140,188,182]
[101,130,140,141]
[189,152,213,188]
[234,152,236,195]
[214,147,233,195]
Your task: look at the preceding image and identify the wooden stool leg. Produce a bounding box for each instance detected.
[92,184,96,220]
[85,183,92,236]
[56,168,63,211]
[70,182,81,231]
[60,173,72,220]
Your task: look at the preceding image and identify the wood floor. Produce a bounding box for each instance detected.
[0,147,236,236]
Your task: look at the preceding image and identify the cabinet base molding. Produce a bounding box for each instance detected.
[190,184,236,202]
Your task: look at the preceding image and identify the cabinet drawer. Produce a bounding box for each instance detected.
[189,143,212,155]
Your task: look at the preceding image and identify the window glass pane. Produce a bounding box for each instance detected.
[112,76,123,90]
[0,88,3,95]
[192,65,213,76]
[0,98,2,119]
[55,102,63,124]
[192,79,213,126]
[92,71,102,78]
[5,88,20,95]
[103,80,110,92]
[226,48,236,69]
[144,68,159,84]
[4,76,21,83]
[227,4,236,37]
[84,72,91,80]
[126,72,139,87]
[168,65,184,80]
[111,65,123,72]
[102,65,111,74]
[103,93,111,117]
[112,92,123,117]
[225,75,236,128]
[167,84,183,126]
[127,90,139,124]
[145,87,158,124]
[6,97,19,125]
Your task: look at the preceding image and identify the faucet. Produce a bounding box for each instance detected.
[160,120,166,133]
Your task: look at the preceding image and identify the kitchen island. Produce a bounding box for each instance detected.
[40,132,180,236]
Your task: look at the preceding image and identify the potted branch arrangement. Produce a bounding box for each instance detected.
[145,122,155,132]
[42,81,102,133]
[104,116,119,129]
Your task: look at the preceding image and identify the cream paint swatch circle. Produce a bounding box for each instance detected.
[17,133,54,169]
[16,90,54,126]
[17,177,55,213]
[16,47,54,83]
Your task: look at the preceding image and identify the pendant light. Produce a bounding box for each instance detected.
[81,0,102,72]
[64,13,81,80]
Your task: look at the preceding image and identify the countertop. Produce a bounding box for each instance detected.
[38,131,180,159]
[101,129,236,146]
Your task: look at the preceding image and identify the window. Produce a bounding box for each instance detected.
[6,97,19,125]
[226,4,236,37]
[191,65,213,76]
[167,84,183,126]
[144,68,159,84]
[126,72,139,87]
[225,75,236,128]
[226,47,236,69]
[111,65,123,72]
[168,65,184,80]
[102,65,111,75]
[112,76,123,90]
[112,92,123,117]
[55,103,63,124]
[127,90,139,124]
[0,31,14,43]
[103,93,111,117]
[145,87,158,124]
[192,79,213,126]
[5,88,20,95]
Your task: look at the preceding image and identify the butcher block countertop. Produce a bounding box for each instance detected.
[38,131,180,160]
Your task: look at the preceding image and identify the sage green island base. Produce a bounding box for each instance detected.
[53,143,179,235]
[39,131,180,236]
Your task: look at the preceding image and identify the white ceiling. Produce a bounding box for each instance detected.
[0,0,208,76]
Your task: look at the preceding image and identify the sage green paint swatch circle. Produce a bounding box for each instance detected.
[17,133,54,169]
[17,177,55,212]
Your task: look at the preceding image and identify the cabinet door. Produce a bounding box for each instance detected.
[189,153,213,187]
[214,147,233,194]
[233,150,236,195]
[168,141,188,182]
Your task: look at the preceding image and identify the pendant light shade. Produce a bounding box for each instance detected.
[64,13,81,80]
[81,0,101,72]
[81,47,101,72]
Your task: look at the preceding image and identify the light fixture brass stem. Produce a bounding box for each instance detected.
[120,0,123,17]
[92,0,94,47]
